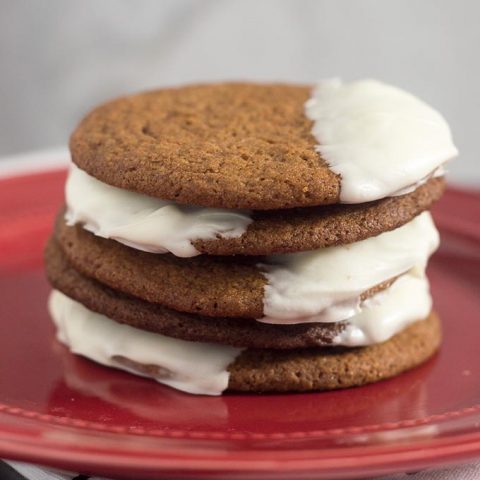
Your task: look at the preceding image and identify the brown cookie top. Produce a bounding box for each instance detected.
[228,312,440,392]
[55,217,396,319]
[45,238,346,349]
[70,83,341,210]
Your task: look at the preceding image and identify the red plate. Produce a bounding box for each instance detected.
[0,167,479,480]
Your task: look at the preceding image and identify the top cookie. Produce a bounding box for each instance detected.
[70,83,340,210]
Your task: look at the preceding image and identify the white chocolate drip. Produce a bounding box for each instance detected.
[333,273,432,346]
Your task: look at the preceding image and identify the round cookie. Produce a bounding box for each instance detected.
[55,217,396,319]
[228,313,440,392]
[70,83,340,210]
[110,313,439,393]
[194,177,444,255]
[45,238,346,349]
[64,174,444,257]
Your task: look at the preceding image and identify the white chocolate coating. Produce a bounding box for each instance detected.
[49,290,243,396]
[65,166,252,258]
[305,79,457,203]
[259,212,438,325]
[333,273,432,346]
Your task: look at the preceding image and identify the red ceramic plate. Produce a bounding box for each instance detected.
[0,167,479,480]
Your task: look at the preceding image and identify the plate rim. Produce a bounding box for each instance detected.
[1,413,480,478]
[1,399,480,440]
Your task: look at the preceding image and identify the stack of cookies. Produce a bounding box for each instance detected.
[45,80,457,395]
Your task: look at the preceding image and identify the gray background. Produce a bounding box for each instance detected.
[1,0,478,185]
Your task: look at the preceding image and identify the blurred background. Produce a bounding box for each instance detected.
[0,0,478,185]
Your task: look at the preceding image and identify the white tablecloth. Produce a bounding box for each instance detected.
[6,459,480,480]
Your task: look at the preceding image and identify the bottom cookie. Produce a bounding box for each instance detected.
[49,289,441,395]
[230,311,441,392]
